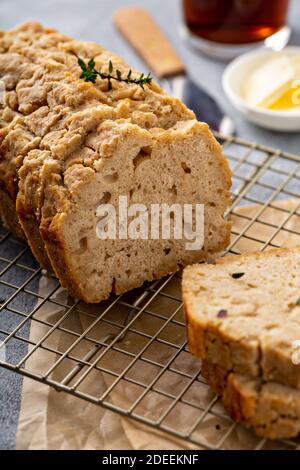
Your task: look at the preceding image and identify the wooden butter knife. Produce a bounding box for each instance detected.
[114,7,234,135]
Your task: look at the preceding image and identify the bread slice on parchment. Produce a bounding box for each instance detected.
[0,22,232,302]
[202,360,300,440]
[182,246,300,389]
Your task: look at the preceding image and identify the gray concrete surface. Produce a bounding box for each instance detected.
[0,0,299,450]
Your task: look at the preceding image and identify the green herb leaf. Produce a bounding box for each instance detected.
[231,272,245,279]
[77,57,98,83]
[296,297,300,306]
[88,58,95,69]
[77,57,153,91]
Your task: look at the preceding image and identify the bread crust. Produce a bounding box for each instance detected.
[0,188,25,239]
[202,360,300,439]
[16,201,53,271]
[183,246,300,389]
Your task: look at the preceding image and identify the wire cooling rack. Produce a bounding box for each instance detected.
[0,133,300,450]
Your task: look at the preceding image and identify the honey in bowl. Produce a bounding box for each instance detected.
[183,0,290,44]
[243,53,300,112]
[267,84,300,111]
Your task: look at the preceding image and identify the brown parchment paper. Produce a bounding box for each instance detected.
[16,199,300,450]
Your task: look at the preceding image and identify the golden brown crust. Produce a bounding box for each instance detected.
[186,245,300,273]
[16,149,54,270]
[211,245,300,266]
[201,360,228,396]
[16,204,53,271]
[0,188,25,239]
[40,217,90,300]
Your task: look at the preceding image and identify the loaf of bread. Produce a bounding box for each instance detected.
[202,360,300,440]
[183,247,300,389]
[0,22,232,303]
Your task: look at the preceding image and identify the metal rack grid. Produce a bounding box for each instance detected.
[0,133,300,450]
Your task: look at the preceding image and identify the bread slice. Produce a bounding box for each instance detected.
[19,119,231,302]
[202,360,300,440]
[0,21,195,246]
[0,188,25,239]
[182,247,300,389]
[0,22,232,302]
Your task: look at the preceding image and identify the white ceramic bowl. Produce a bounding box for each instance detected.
[222,47,300,132]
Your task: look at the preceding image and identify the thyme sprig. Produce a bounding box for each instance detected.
[77,57,152,91]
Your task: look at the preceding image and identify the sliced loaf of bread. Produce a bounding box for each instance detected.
[0,22,232,302]
[182,247,300,389]
[202,360,300,440]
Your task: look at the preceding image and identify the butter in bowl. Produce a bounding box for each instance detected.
[222,47,300,131]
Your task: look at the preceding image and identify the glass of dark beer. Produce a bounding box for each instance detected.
[182,0,291,59]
